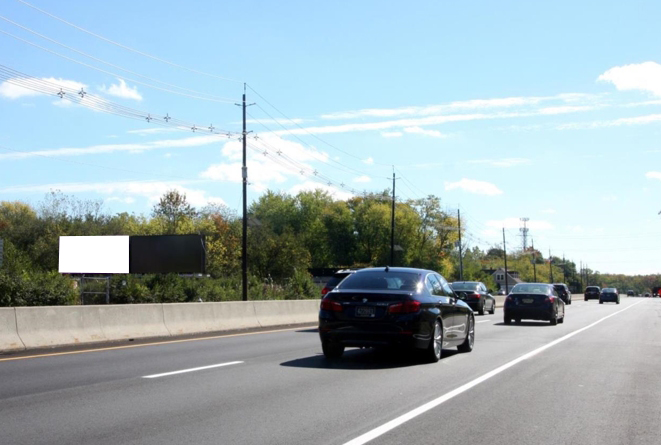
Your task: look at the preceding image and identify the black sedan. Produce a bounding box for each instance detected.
[319,267,475,362]
[503,283,565,325]
[450,281,496,315]
[599,288,620,304]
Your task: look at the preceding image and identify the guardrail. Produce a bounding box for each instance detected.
[0,300,321,352]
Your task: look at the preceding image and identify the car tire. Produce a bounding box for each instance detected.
[504,315,511,324]
[489,302,495,315]
[424,320,443,363]
[457,316,474,353]
[558,315,564,324]
[550,311,558,325]
[478,302,485,316]
[616,299,620,304]
[584,297,588,301]
[599,300,603,304]
[321,339,345,359]
[567,297,571,305]
[515,318,522,324]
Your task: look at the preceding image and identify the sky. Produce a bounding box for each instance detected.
[1,0,661,275]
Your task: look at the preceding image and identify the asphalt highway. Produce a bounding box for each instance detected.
[1,297,659,445]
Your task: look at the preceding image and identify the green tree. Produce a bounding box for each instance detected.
[151,189,197,234]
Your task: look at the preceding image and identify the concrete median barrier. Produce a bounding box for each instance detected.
[98,304,170,341]
[253,300,320,327]
[0,308,25,351]
[163,301,261,335]
[15,306,106,349]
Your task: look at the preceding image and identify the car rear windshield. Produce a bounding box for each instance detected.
[586,287,600,291]
[338,271,421,291]
[450,283,479,291]
[325,274,351,287]
[512,284,549,294]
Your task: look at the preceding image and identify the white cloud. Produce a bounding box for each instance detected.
[99,78,142,101]
[362,157,375,164]
[381,131,403,138]
[645,171,661,181]
[201,134,327,191]
[0,77,86,100]
[598,62,661,97]
[245,118,306,126]
[467,158,530,168]
[0,134,224,160]
[353,175,371,183]
[403,126,446,138]
[541,208,556,214]
[485,218,554,230]
[0,180,225,207]
[319,92,601,120]
[538,105,598,115]
[106,196,136,204]
[558,114,661,130]
[444,179,503,196]
[128,128,179,136]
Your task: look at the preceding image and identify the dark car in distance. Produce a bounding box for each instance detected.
[319,267,475,362]
[626,290,635,297]
[321,269,357,297]
[504,283,565,325]
[584,286,601,301]
[552,283,572,305]
[599,288,620,304]
[450,281,496,315]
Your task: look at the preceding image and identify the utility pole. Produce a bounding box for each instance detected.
[237,85,254,302]
[531,238,537,282]
[549,249,554,283]
[520,217,529,251]
[458,209,463,280]
[390,167,395,266]
[503,228,509,294]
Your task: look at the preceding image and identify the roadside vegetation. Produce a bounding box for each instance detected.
[0,190,657,306]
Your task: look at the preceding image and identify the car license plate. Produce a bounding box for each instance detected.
[355,306,375,317]
[522,298,534,304]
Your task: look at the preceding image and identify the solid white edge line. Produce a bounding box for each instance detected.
[476,320,491,323]
[342,300,646,445]
[143,361,243,378]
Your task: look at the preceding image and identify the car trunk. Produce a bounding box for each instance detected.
[509,293,548,307]
[330,291,413,321]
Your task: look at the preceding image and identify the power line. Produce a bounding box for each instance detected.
[13,0,242,84]
[0,28,238,104]
[0,15,237,103]
[0,65,240,137]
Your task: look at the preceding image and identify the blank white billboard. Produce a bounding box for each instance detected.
[59,236,130,274]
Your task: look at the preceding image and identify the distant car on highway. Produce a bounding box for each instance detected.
[644,292,651,298]
[319,267,475,362]
[504,283,565,325]
[626,290,635,297]
[321,269,357,297]
[450,281,496,315]
[599,288,620,304]
[552,283,572,305]
[584,286,601,301]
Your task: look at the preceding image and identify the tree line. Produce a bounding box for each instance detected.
[1,189,658,306]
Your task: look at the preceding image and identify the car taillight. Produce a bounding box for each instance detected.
[321,287,330,296]
[389,300,421,314]
[545,296,555,303]
[505,295,513,302]
[468,292,480,299]
[320,299,342,312]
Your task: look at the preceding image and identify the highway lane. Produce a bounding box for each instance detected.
[0,297,658,445]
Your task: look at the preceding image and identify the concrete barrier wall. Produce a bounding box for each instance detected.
[15,306,106,349]
[0,308,24,351]
[97,304,171,341]
[1,300,322,352]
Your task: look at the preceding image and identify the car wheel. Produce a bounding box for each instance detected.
[599,300,603,304]
[616,299,620,304]
[478,302,485,316]
[550,311,558,325]
[515,318,522,324]
[489,301,495,315]
[504,315,511,324]
[558,315,564,324]
[567,297,571,305]
[584,297,588,301]
[321,339,345,359]
[424,320,443,363]
[457,316,474,353]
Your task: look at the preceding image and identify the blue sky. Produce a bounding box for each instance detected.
[2,0,661,275]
